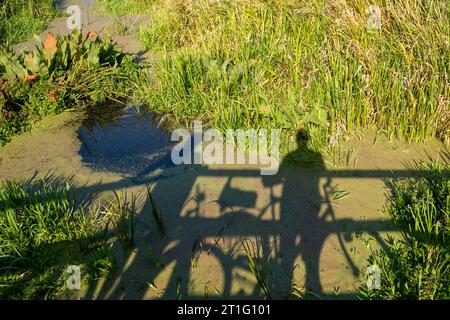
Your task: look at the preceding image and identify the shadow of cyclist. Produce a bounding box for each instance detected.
[262,129,359,297]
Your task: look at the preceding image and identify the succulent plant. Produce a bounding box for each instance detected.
[0,51,28,81]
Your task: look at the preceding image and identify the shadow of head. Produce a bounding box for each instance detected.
[285,128,324,166]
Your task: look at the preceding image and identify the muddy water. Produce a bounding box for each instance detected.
[78,105,175,177]
[0,109,447,299]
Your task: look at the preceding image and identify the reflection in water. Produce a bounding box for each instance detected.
[78,104,175,176]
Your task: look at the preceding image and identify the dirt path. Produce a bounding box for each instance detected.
[12,0,152,60]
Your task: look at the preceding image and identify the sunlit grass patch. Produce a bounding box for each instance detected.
[135,0,448,156]
[359,157,450,299]
[95,0,155,16]
[0,0,57,48]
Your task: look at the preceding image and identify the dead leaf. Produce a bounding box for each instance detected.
[47,90,57,102]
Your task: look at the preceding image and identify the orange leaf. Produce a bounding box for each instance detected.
[26,74,38,82]
[85,31,98,40]
[44,32,57,54]
[47,90,57,102]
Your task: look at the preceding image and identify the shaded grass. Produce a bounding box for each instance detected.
[0,175,113,299]
[241,237,272,299]
[102,191,139,250]
[146,185,165,239]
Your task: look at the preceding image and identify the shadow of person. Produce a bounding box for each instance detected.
[82,128,361,300]
[262,129,343,297]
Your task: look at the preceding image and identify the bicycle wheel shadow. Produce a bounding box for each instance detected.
[80,130,399,300]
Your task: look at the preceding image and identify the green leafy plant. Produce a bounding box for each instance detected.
[0,30,124,82]
[0,29,138,146]
[359,158,449,299]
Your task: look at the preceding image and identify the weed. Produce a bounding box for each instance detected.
[146,185,165,239]
[328,184,350,202]
[102,191,140,250]
[0,30,139,145]
[241,237,271,299]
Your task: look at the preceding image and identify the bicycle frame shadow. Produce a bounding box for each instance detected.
[78,140,450,300]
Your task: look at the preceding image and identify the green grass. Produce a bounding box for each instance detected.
[241,236,318,299]
[95,0,155,16]
[0,0,57,48]
[359,157,449,299]
[102,191,140,250]
[0,175,113,299]
[241,237,272,299]
[130,0,449,155]
[3,0,447,155]
[146,185,165,239]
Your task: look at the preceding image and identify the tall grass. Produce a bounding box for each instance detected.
[95,0,155,16]
[134,0,449,154]
[0,0,57,48]
[146,185,165,239]
[102,191,140,250]
[241,237,272,299]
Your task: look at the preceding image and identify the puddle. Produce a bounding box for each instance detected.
[78,104,176,177]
